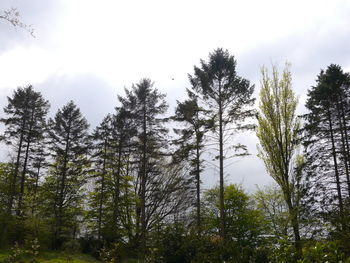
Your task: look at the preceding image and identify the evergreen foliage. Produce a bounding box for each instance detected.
[0,53,349,262]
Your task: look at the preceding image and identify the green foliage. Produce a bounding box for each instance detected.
[4,242,25,263]
[1,53,350,263]
[189,48,255,238]
[28,238,40,259]
[256,63,300,188]
[44,101,90,249]
[1,239,40,263]
[299,241,345,263]
[201,184,267,262]
[254,185,290,238]
[173,95,209,229]
[62,240,81,254]
[268,239,296,263]
[150,224,221,263]
[303,64,350,238]
[257,63,303,258]
[0,250,99,263]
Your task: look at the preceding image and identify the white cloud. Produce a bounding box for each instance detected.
[0,46,60,88]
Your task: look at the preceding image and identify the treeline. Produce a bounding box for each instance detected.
[0,48,349,262]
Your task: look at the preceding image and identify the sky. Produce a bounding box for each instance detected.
[1,0,350,192]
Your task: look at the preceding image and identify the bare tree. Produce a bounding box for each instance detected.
[1,7,34,37]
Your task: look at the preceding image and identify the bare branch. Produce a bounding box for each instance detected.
[0,8,35,37]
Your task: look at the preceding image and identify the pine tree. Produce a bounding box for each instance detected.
[119,78,168,256]
[89,114,114,243]
[172,90,211,231]
[45,101,90,249]
[88,109,136,244]
[189,48,255,239]
[303,64,350,235]
[109,107,136,241]
[0,85,49,216]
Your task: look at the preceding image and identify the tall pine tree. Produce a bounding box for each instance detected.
[173,90,211,231]
[0,85,49,216]
[303,64,350,236]
[189,48,255,239]
[119,78,168,257]
[45,101,90,249]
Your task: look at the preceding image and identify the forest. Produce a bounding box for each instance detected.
[0,48,350,263]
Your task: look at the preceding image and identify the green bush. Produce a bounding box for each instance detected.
[268,239,296,263]
[299,241,345,263]
[62,239,81,254]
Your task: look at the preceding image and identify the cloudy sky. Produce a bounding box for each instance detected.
[1,0,350,191]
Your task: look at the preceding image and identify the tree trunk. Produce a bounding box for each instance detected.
[336,102,350,198]
[195,130,201,231]
[55,117,71,249]
[140,103,147,257]
[112,138,123,237]
[97,138,108,242]
[328,109,344,217]
[218,82,226,239]
[286,196,302,259]
[124,154,133,241]
[7,118,26,214]
[339,95,350,196]
[18,105,37,216]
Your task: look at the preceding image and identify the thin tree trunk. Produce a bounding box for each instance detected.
[195,131,201,231]
[97,138,108,242]
[17,109,34,216]
[1,119,26,246]
[336,103,350,198]
[32,161,41,216]
[112,138,123,237]
[56,117,71,249]
[32,160,42,237]
[339,94,350,196]
[218,82,226,240]
[17,140,31,216]
[328,109,344,216]
[285,195,302,259]
[124,154,133,240]
[7,118,26,214]
[140,103,147,257]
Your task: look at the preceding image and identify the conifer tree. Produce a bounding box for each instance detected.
[0,85,49,216]
[303,64,350,234]
[189,48,255,238]
[109,107,136,240]
[119,78,168,256]
[173,90,211,230]
[45,101,90,249]
[89,114,114,243]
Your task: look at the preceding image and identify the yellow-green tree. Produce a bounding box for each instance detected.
[256,64,303,258]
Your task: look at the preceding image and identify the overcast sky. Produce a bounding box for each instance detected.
[1,0,350,191]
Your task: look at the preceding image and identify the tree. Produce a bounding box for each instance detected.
[189,48,255,238]
[119,78,169,256]
[0,86,49,217]
[0,162,14,246]
[45,101,90,249]
[202,184,266,262]
[254,184,290,238]
[88,109,136,244]
[0,8,34,36]
[172,91,211,231]
[256,63,303,258]
[303,64,350,238]
[109,107,137,241]
[89,114,115,243]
